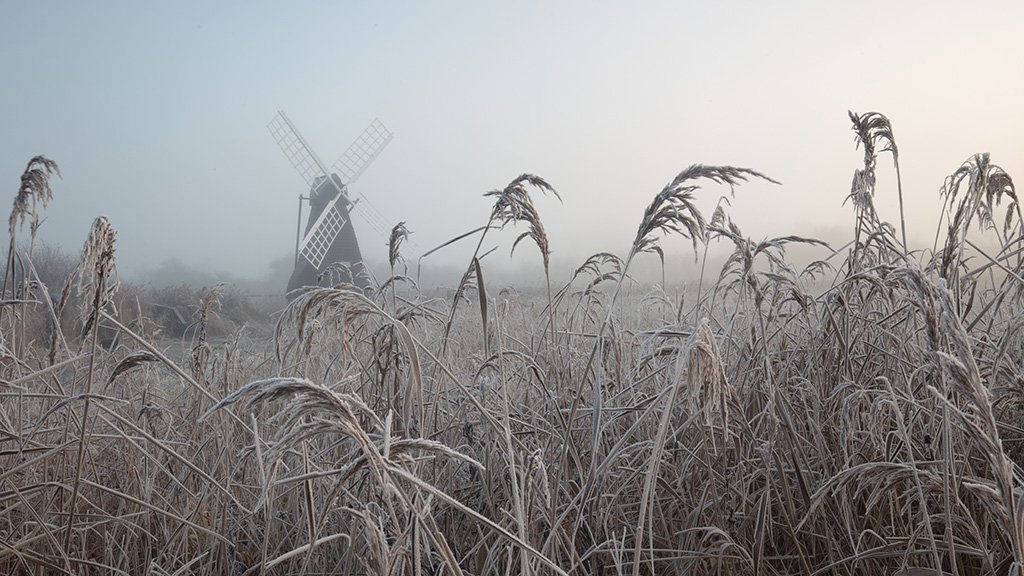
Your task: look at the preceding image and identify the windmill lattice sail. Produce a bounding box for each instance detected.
[268,111,335,190]
[331,118,392,185]
[299,188,348,269]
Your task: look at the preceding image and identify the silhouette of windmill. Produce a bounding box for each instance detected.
[268,110,392,295]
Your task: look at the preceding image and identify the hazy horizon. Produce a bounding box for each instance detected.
[3,1,1023,289]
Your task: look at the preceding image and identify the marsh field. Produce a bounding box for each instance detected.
[4,112,1024,575]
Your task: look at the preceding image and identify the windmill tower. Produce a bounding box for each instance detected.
[268,111,393,295]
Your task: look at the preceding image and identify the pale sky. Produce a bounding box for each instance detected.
[3,1,1023,286]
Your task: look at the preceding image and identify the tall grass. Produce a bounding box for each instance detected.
[3,111,1024,574]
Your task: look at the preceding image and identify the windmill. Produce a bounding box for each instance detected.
[268,111,393,295]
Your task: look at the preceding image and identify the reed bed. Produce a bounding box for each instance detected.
[2,112,1024,575]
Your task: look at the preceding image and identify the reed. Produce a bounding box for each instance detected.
[3,112,1024,574]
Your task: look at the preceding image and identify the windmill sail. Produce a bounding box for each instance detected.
[268,111,337,191]
[331,118,392,185]
[299,191,348,270]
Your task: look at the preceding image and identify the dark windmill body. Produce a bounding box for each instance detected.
[268,111,392,296]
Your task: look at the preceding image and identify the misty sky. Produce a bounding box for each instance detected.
[3,1,1023,286]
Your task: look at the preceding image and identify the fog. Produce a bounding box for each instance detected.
[3,2,1023,290]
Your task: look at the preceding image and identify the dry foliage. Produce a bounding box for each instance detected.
[4,112,1024,575]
